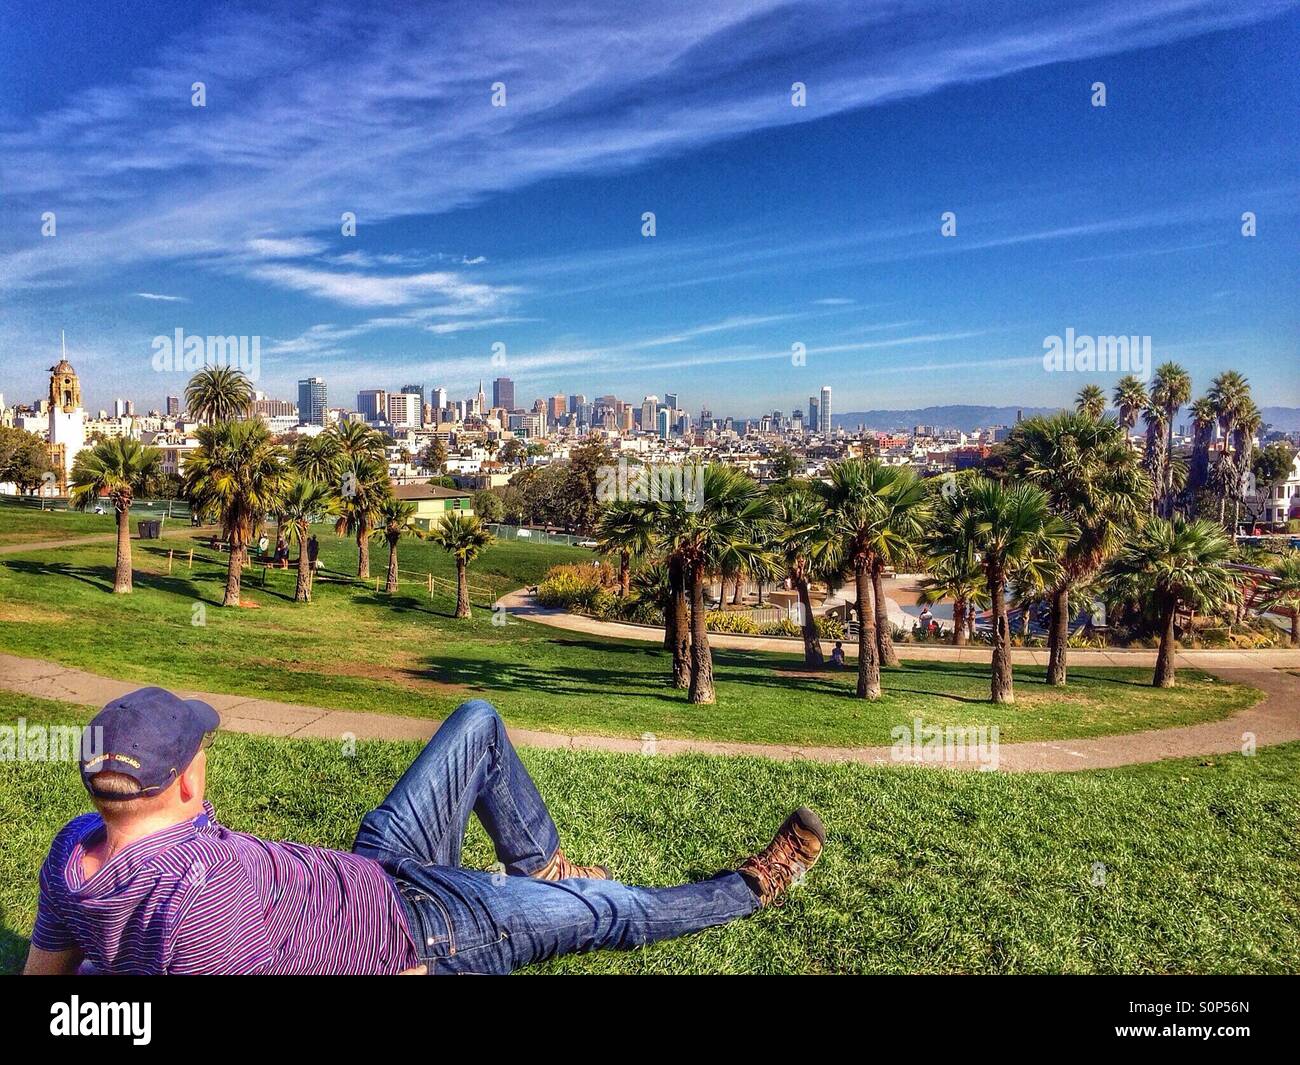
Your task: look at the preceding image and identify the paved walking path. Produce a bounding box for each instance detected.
[493,588,1300,669]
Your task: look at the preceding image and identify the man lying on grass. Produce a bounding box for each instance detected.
[24,687,825,975]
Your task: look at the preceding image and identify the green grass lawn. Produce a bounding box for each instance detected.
[0,532,1261,746]
[1,690,1295,974]
[0,498,122,544]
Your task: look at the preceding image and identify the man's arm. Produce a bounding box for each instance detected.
[23,944,83,975]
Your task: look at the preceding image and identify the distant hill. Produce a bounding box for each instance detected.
[825,405,1300,434]
[1260,407,1300,433]
[831,405,1061,433]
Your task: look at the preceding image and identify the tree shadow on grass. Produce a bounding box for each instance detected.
[417,650,686,703]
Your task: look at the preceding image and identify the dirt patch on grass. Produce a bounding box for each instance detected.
[251,651,470,695]
[0,603,71,625]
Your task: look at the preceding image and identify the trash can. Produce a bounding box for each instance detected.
[137,519,163,539]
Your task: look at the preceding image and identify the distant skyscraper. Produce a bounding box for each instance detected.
[432,387,448,412]
[166,395,180,417]
[475,380,487,415]
[664,392,678,411]
[388,392,421,428]
[641,396,659,431]
[808,396,818,429]
[401,384,424,410]
[298,377,327,426]
[656,407,671,439]
[568,393,586,413]
[493,377,514,411]
[356,389,387,422]
[818,386,832,434]
[113,398,127,418]
[548,394,566,424]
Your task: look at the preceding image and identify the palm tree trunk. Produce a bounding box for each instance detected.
[223,543,243,607]
[385,539,399,594]
[990,571,1013,703]
[952,596,967,646]
[1046,586,1069,685]
[619,551,630,596]
[295,530,312,603]
[854,560,880,699]
[687,562,715,704]
[357,527,370,579]
[113,504,133,594]
[1290,612,1298,648]
[730,573,743,606]
[670,558,692,688]
[795,575,824,667]
[455,558,470,618]
[1154,599,1177,687]
[870,561,899,666]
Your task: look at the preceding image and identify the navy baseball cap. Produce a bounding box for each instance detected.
[80,687,221,800]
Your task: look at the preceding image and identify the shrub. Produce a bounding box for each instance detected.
[759,618,802,637]
[816,615,845,640]
[536,563,616,612]
[704,611,759,634]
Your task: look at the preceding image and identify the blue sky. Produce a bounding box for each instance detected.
[1,0,1296,418]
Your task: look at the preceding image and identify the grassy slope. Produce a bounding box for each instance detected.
[0,500,119,543]
[0,531,1260,746]
[0,691,1296,975]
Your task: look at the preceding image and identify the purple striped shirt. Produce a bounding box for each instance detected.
[32,803,420,974]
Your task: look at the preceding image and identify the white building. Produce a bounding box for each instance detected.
[48,352,86,484]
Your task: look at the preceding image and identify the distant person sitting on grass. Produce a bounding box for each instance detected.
[24,688,825,975]
[829,641,845,668]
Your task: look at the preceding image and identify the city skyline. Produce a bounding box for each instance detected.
[1,1,1297,416]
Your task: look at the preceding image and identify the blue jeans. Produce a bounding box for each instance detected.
[352,700,758,973]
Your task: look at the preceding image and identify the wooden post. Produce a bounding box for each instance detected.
[428,573,433,598]
[167,549,173,575]
[187,548,193,569]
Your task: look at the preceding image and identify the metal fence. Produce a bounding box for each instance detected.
[2,496,193,521]
[486,524,592,547]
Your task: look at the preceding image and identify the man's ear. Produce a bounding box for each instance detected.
[178,758,203,803]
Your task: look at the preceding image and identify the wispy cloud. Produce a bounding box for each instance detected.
[133,292,188,302]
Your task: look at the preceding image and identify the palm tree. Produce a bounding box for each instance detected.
[865,467,931,668]
[292,433,341,485]
[69,437,162,594]
[774,486,837,666]
[595,499,655,595]
[333,455,389,580]
[917,553,988,646]
[1141,401,1167,513]
[379,497,419,594]
[1004,412,1150,684]
[277,478,335,602]
[656,464,773,704]
[1186,396,1218,499]
[1208,371,1251,524]
[429,513,494,618]
[960,479,1076,703]
[1075,384,1106,420]
[332,419,387,462]
[1102,517,1240,686]
[1112,375,1148,437]
[184,367,254,425]
[1150,362,1192,516]
[183,419,290,606]
[1229,400,1262,534]
[920,488,988,647]
[1258,551,1300,647]
[815,459,903,699]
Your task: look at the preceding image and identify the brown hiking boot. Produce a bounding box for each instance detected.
[531,849,611,882]
[737,807,825,906]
